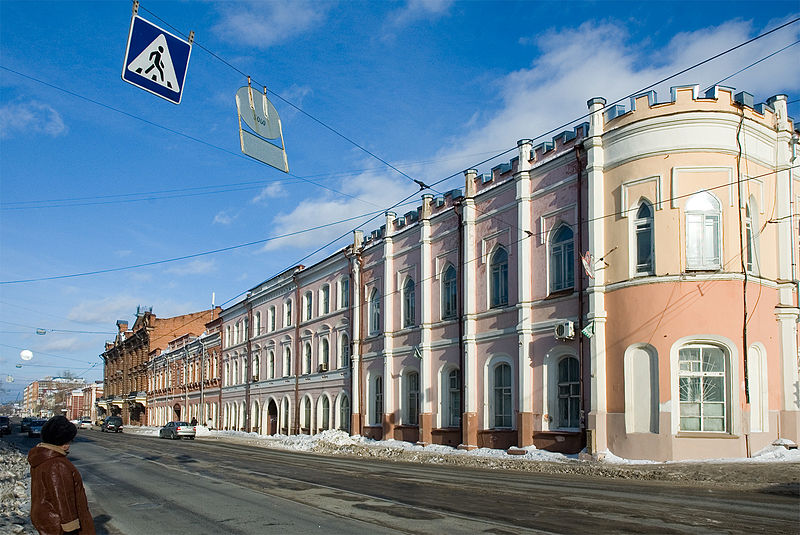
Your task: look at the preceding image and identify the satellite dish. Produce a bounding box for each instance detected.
[20,349,33,361]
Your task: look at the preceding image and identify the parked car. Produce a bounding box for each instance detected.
[0,416,11,435]
[101,417,123,433]
[79,419,93,429]
[28,419,47,438]
[159,421,195,440]
[20,417,33,433]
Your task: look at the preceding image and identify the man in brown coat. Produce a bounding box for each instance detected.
[27,415,95,535]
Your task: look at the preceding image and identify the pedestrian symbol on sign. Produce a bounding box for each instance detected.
[121,13,193,105]
[127,34,179,91]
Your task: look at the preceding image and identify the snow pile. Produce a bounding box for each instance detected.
[751,443,800,462]
[0,441,36,534]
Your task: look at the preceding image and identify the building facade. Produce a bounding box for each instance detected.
[98,307,217,426]
[105,85,799,461]
[147,317,222,428]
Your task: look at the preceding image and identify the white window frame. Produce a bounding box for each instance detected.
[484,355,514,429]
[441,264,458,319]
[685,191,722,270]
[633,199,655,276]
[549,224,574,293]
[369,287,381,335]
[321,284,330,315]
[403,278,416,328]
[489,246,509,308]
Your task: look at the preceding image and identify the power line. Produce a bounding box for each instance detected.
[0,203,416,285]
[138,3,431,191]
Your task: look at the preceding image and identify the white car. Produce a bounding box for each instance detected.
[79,419,93,429]
[159,421,196,440]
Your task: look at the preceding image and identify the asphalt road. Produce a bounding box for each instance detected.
[8,429,799,534]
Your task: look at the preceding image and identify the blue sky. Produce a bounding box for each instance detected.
[1,0,798,402]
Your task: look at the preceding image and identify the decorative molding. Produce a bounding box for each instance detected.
[621,175,662,216]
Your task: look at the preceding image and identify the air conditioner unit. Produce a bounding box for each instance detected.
[318,363,328,373]
[554,320,575,340]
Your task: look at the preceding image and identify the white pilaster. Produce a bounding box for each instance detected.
[463,171,478,417]
[420,195,434,414]
[585,97,609,454]
[350,231,363,417]
[383,212,396,421]
[516,139,534,417]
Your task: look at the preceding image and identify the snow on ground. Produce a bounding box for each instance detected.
[125,425,800,465]
[2,428,798,534]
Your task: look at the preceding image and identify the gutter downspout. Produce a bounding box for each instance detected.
[791,132,799,305]
[293,273,301,435]
[245,300,253,432]
[357,251,365,436]
[575,145,587,437]
[454,200,465,441]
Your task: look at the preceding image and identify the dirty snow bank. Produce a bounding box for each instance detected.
[0,441,36,534]
[123,425,800,487]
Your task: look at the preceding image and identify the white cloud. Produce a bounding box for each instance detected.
[251,182,288,204]
[389,0,454,26]
[34,336,87,353]
[67,296,140,325]
[425,17,800,185]
[213,0,332,49]
[165,258,216,276]
[261,169,415,252]
[213,210,236,225]
[0,100,67,139]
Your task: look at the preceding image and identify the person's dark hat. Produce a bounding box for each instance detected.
[41,415,77,446]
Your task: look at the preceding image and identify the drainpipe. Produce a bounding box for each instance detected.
[293,273,301,435]
[574,145,587,433]
[791,132,799,304]
[454,199,465,441]
[356,248,365,436]
[245,299,253,432]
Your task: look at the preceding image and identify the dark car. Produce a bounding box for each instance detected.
[101,417,123,433]
[0,416,11,435]
[20,416,33,433]
[28,419,47,438]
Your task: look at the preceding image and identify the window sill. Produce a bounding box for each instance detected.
[545,289,575,300]
[538,429,581,435]
[677,432,738,439]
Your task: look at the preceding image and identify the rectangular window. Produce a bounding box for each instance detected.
[340,279,349,309]
[679,346,726,432]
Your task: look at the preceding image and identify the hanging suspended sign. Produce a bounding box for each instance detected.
[236,84,289,173]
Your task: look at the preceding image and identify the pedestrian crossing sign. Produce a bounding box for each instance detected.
[122,15,192,104]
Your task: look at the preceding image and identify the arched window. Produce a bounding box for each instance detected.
[558,357,580,428]
[369,288,381,335]
[339,394,350,431]
[490,247,509,307]
[303,397,312,433]
[321,396,330,430]
[339,277,350,309]
[304,291,313,321]
[442,265,458,319]
[405,371,420,426]
[285,299,292,327]
[269,306,276,332]
[321,284,330,315]
[679,344,727,432]
[304,342,312,375]
[634,201,654,275]
[268,351,275,379]
[686,191,721,270]
[746,198,759,274]
[550,224,574,292]
[252,355,260,382]
[225,326,232,348]
[254,312,262,337]
[281,397,290,434]
[321,338,329,370]
[339,334,350,369]
[232,360,239,385]
[403,278,416,328]
[373,376,383,426]
[224,362,230,387]
[283,347,291,377]
[448,369,461,427]
[492,362,512,428]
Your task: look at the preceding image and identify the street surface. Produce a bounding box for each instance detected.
[6,429,798,534]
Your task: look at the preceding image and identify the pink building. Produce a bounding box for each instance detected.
[217,85,798,461]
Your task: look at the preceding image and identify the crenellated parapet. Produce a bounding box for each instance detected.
[604,84,792,131]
